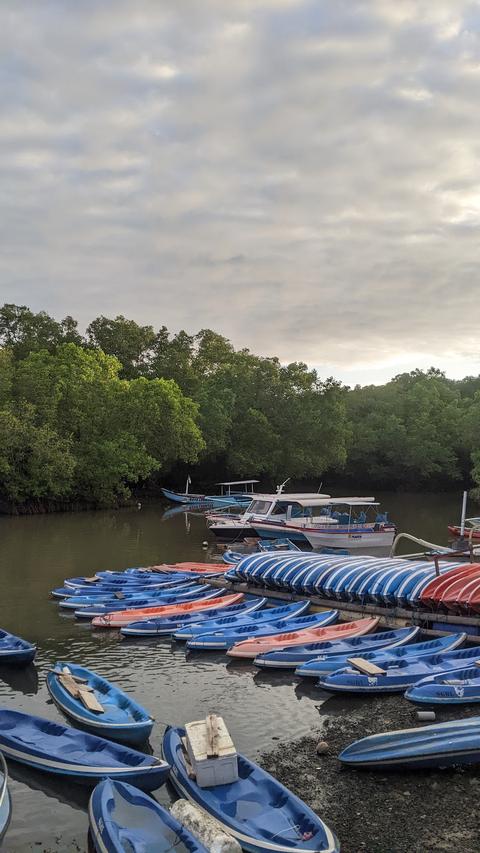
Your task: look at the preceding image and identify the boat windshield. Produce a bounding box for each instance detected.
[246,500,273,515]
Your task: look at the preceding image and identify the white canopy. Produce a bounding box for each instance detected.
[216,480,260,486]
[293,496,377,508]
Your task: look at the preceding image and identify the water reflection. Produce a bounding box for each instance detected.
[0,664,39,696]
[0,493,466,850]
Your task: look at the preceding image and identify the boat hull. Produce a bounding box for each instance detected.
[304,527,396,549]
[405,666,480,704]
[339,716,480,769]
[227,617,380,659]
[0,709,168,790]
[254,626,420,670]
[120,597,267,637]
[89,779,208,853]
[91,593,244,629]
[163,726,339,853]
[187,610,338,651]
[46,663,154,745]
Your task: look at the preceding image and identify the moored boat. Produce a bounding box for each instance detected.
[89,778,209,853]
[163,725,339,853]
[91,592,244,629]
[0,753,11,844]
[254,626,420,670]
[0,630,36,666]
[0,709,169,789]
[46,663,154,745]
[227,616,380,659]
[120,597,267,637]
[177,599,311,642]
[339,716,480,769]
[296,633,465,679]
[405,666,480,704]
[185,610,337,652]
[74,585,217,620]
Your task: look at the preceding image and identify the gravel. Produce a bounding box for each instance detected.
[259,694,480,853]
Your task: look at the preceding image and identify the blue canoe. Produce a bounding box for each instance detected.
[338,716,480,769]
[296,633,464,680]
[46,663,154,745]
[405,666,480,705]
[121,597,267,637]
[0,754,11,844]
[318,638,480,694]
[186,610,339,651]
[163,726,339,853]
[0,709,168,789]
[175,600,311,641]
[59,581,199,609]
[75,587,220,620]
[89,778,209,853]
[254,626,421,669]
[0,629,36,666]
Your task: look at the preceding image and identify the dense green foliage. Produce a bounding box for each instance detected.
[0,303,478,507]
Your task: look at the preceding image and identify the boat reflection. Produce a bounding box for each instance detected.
[0,664,39,696]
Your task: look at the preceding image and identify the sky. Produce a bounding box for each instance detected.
[1,0,480,386]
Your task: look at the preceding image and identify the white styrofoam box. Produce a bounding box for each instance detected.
[185,716,238,788]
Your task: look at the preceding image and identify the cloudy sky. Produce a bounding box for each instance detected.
[1,0,480,385]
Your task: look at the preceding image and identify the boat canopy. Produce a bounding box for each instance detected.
[246,492,331,502]
[216,480,259,495]
[292,496,377,508]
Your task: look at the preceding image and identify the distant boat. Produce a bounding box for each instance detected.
[448,518,480,540]
[162,478,259,507]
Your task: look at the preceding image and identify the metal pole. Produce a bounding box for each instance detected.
[460,490,468,537]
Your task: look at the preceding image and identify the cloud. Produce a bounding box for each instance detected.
[0,0,479,381]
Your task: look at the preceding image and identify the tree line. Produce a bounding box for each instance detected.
[0,303,478,509]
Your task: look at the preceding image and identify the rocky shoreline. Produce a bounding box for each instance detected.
[259,694,480,853]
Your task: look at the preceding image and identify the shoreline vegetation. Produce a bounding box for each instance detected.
[0,303,479,514]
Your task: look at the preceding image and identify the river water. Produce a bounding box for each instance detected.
[0,491,471,851]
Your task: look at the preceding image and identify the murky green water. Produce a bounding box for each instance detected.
[0,491,471,851]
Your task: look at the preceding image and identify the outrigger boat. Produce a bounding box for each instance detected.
[162,479,259,508]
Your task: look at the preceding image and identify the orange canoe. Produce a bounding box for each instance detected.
[91,592,243,628]
[226,617,379,659]
[156,562,231,574]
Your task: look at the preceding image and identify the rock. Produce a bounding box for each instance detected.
[315,740,329,755]
[170,799,241,853]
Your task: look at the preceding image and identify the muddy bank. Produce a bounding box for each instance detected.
[259,694,480,853]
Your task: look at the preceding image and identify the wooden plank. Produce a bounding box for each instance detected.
[114,591,125,599]
[205,714,220,758]
[347,657,386,676]
[83,576,100,583]
[48,669,88,684]
[181,736,196,779]
[78,687,104,714]
[59,674,81,698]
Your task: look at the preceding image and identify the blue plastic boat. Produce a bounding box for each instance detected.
[174,599,310,641]
[405,666,480,704]
[296,633,465,679]
[75,587,221,620]
[0,629,36,666]
[163,726,339,853]
[254,626,420,669]
[0,709,168,789]
[0,754,11,844]
[59,581,199,609]
[46,663,154,745]
[186,610,339,651]
[318,639,480,694]
[89,778,209,853]
[339,716,480,769]
[120,597,267,637]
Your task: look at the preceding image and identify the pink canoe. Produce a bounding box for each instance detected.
[226,616,380,659]
[91,592,243,628]
[160,562,231,574]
